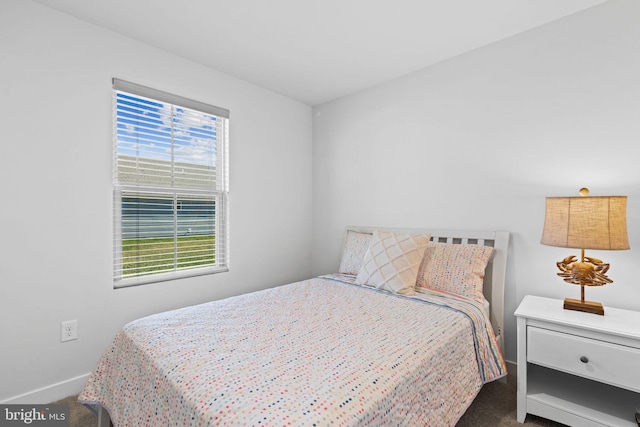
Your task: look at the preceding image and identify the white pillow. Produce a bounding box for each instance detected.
[355,230,430,295]
[339,230,373,275]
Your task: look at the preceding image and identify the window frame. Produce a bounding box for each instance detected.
[112,78,229,288]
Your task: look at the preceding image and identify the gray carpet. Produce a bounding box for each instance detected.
[50,395,98,427]
[53,375,565,426]
[457,375,565,427]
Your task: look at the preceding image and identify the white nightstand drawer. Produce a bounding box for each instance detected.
[528,326,640,393]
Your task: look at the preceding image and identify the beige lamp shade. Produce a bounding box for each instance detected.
[541,195,629,250]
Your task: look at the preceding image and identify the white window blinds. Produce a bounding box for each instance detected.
[112,78,229,287]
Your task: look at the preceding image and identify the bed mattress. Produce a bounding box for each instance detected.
[79,274,506,426]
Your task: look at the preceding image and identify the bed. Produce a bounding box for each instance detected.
[80,226,509,426]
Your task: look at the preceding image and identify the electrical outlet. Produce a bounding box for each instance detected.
[60,320,78,342]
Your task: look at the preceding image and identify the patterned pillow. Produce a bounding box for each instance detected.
[416,242,494,303]
[339,230,373,275]
[355,230,430,295]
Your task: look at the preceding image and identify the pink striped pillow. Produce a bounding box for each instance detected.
[416,242,494,303]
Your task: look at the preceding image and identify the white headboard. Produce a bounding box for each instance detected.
[344,226,510,357]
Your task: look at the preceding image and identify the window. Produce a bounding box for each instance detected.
[112,79,229,287]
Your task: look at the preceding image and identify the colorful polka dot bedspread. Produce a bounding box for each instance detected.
[79,274,506,426]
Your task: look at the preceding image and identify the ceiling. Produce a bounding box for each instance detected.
[34,0,607,106]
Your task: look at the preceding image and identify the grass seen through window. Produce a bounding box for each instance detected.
[122,235,215,277]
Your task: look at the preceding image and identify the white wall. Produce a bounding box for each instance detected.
[311,0,640,364]
[0,0,312,402]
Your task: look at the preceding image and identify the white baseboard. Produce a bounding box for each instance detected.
[505,359,517,378]
[0,374,90,405]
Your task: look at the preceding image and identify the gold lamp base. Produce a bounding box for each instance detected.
[556,249,610,316]
[563,297,604,315]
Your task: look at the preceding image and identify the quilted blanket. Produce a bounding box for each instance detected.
[79,275,506,426]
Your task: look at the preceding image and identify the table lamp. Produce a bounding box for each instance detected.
[540,188,629,315]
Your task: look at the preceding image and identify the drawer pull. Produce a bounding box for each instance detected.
[580,356,589,363]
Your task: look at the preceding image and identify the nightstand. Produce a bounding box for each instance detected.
[515,295,640,426]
